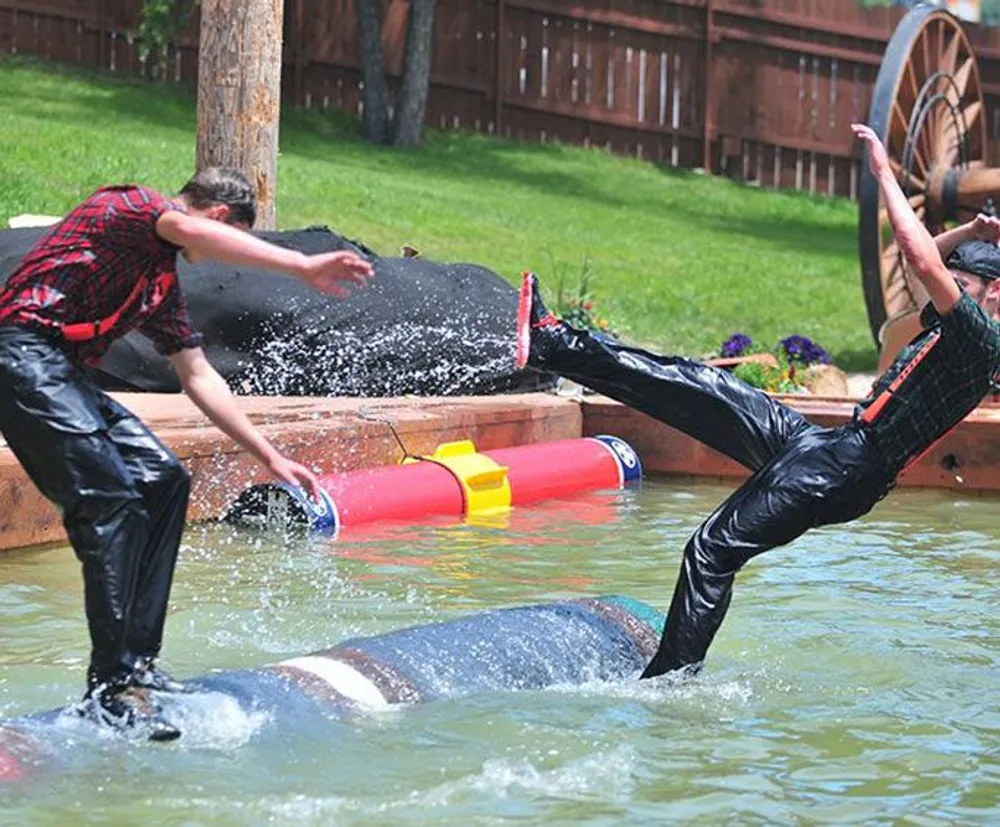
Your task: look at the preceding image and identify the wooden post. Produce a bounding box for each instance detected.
[702,0,714,173]
[196,0,284,229]
[495,0,505,135]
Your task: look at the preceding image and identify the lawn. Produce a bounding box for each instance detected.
[0,57,877,370]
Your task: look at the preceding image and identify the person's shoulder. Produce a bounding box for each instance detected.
[941,289,987,325]
[94,184,181,209]
[939,290,1000,355]
[95,185,188,225]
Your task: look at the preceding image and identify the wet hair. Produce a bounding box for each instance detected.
[178,167,257,228]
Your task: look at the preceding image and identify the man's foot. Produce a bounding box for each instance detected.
[130,661,193,694]
[639,658,702,682]
[515,271,563,369]
[77,684,181,742]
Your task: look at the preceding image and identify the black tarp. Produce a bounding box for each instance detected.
[0,225,553,396]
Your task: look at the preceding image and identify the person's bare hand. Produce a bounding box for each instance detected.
[267,455,322,502]
[300,250,375,299]
[971,213,1000,244]
[851,123,892,177]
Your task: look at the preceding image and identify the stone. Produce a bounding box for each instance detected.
[801,364,850,398]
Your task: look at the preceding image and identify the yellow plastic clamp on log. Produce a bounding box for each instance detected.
[404,440,511,515]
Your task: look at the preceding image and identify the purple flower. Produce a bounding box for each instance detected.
[780,334,830,365]
[721,332,753,358]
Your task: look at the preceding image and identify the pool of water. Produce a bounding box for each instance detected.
[0,479,998,824]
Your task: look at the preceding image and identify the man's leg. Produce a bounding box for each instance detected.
[0,331,150,688]
[0,330,181,738]
[518,274,812,472]
[96,394,190,684]
[641,425,890,678]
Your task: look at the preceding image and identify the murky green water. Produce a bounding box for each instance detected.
[0,479,998,825]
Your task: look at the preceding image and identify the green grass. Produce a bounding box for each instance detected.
[0,57,877,370]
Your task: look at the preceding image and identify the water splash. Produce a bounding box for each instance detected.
[231,322,522,397]
[155,691,270,751]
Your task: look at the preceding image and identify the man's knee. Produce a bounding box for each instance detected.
[64,487,147,558]
[687,524,746,578]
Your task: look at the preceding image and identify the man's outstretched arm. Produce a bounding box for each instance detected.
[155,211,374,299]
[852,123,961,314]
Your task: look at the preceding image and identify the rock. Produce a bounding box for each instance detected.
[802,364,850,398]
[704,353,780,369]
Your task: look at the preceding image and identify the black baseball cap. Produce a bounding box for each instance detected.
[946,240,1000,281]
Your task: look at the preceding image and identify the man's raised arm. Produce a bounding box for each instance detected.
[852,122,961,314]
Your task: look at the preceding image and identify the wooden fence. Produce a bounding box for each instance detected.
[5,0,1000,199]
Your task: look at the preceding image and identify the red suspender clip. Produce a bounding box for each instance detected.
[859,330,941,425]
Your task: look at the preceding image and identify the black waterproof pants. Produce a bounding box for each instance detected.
[0,326,190,690]
[539,328,895,677]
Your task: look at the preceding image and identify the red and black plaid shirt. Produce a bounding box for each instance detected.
[0,185,203,367]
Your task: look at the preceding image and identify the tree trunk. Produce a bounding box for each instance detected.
[355,0,392,145]
[196,0,284,229]
[392,0,435,147]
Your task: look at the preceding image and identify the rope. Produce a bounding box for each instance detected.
[357,407,424,463]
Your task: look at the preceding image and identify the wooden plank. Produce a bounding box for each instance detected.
[546,11,572,104]
[713,0,897,44]
[0,8,13,53]
[503,0,702,42]
[504,2,524,101]
[713,23,882,66]
[474,0,496,85]
[503,93,703,139]
[589,15,611,114]
[0,0,94,23]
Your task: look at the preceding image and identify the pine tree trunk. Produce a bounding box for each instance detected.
[355,0,392,145]
[196,0,284,229]
[392,0,436,147]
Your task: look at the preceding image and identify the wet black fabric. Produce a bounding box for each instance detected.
[0,225,553,397]
[532,325,894,677]
[0,326,189,688]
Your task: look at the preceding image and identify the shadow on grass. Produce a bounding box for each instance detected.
[649,182,857,262]
[282,113,646,210]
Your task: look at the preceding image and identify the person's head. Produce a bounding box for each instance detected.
[178,167,257,230]
[946,240,1000,320]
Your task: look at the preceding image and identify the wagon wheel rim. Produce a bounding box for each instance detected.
[858,6,987,344]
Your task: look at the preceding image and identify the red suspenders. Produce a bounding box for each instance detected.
[60,273,174,342]
[859,330,941,425]
[60,277,149,342]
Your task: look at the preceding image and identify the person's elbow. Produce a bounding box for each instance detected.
[169,347,215,392]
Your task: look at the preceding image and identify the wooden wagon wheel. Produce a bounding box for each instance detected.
[859,6,999,359]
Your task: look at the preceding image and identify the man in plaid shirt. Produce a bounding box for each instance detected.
[515,124,1000,681]
[0,169,373,740]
